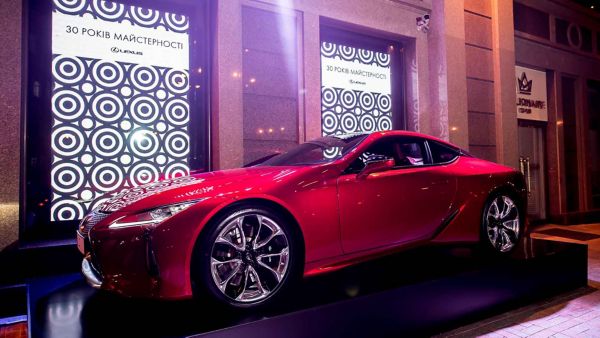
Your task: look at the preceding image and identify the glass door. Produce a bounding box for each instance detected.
[518,124,547,220]
[587,80,600,209]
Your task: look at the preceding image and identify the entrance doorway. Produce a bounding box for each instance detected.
[518,124,547,220]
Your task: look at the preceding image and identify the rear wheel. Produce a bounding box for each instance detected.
[482,193,522,253]
[193,207,301,308]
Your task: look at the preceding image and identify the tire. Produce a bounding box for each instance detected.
[192,206,302,309]
[481,192,523,254]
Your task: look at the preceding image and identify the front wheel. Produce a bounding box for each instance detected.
[193,207,301,308]
[482,194,523,253]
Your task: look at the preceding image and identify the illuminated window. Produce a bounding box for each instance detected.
[320,25,404,156]
[49,0,191,221]
[24,0,210,238]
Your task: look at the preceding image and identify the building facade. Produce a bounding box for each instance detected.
[512,0,600,224]
[0,0,598,250]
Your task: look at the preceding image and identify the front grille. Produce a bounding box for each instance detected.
[79,211,110,236]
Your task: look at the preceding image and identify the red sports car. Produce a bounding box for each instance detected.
[78,131,527,308]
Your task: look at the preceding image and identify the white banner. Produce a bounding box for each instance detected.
[516,65,548,122]
[52,11,189,69]
[321,56,391,94]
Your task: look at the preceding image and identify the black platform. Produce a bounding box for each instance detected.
[25,238,587,338]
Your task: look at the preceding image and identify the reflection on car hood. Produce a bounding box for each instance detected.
[97,166,303,213]
[98,175,201,213]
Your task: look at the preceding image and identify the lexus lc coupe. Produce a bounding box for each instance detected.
[78,130,527,308]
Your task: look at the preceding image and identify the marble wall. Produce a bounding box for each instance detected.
[464,0,497,162]
[428,0,469,148]
[0,0,21,250]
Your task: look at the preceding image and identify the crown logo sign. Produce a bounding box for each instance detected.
[518,72,532,95]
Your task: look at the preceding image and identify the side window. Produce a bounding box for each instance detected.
[395,140,426,166]
[347,138,396,173]
[428,141,459,164]
[346,137,428,173]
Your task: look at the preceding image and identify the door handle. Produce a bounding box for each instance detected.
[519,157,525,176]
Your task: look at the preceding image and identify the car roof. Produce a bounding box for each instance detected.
[324,130,469,158]
[354,130,460,149]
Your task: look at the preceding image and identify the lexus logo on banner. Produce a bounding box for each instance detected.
[515,65,548,122]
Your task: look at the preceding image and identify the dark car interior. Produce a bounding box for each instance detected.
[348,138,427,173]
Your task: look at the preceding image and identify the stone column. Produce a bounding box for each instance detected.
[212,0,244,169]
[427,0,469,147]
[491,0,519,168]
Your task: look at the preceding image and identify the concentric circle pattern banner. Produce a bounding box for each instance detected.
[50,0,191,221]
[320,41,392,157]
[53,0,189,32]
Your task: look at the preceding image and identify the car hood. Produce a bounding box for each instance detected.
[96,166,307,213]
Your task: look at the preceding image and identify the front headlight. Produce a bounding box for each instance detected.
[108,198,207,229]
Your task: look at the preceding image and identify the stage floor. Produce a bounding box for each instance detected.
[27,238,587,338]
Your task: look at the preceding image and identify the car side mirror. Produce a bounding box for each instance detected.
[357,156,395,179]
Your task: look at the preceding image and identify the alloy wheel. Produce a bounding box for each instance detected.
[209,212,290,303]
[485,195,520,252]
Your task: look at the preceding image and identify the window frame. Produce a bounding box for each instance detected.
[344,136,433,174]
[425,140,461,165]
[21,0,214,242]
[343,136,464,175]
[319,21,407,132]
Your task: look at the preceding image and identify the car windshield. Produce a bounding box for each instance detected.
[258,134,368,166]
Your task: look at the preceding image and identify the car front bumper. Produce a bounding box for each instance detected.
[81,255,102,289]
[80,218,198,300]
[77,197,229,300]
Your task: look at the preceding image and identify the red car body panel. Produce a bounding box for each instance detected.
[83,131,527,299]
[337,164,457,253]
